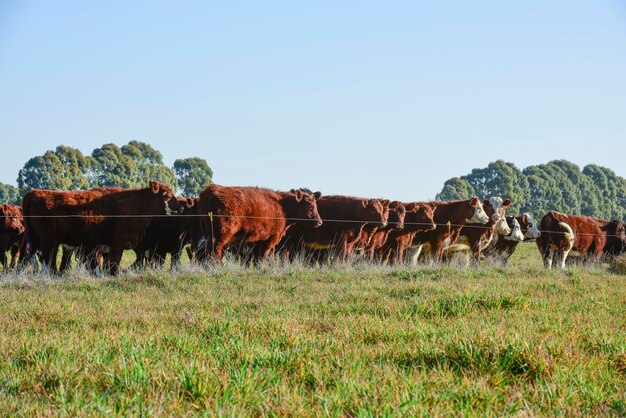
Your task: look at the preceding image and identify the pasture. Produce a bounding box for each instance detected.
[0,244,625,416]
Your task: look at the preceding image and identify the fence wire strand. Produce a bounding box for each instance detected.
[4,212,625,239]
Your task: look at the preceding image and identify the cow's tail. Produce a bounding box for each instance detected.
[558,222,575,249]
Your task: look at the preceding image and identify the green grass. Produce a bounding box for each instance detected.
[0,244,625,416]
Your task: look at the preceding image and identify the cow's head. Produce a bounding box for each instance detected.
[362,199,389,227]
[466,196,490,224]
[388,201,406,230]
[488,197,511,222]
[176,197,196,215]
[150,180,183,215]
[0,204,24,234]
[519,213,541,240]
[483,197,511,235]
[406,203,437,231]
[504,217,525,242]
[288,189,323,227]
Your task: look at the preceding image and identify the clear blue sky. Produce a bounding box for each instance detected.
[1,1,625,201]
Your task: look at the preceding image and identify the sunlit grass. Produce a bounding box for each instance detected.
[0,243,625,415]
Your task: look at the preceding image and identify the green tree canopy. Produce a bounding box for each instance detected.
[436,177,475,201]
[15,141,207,198]
[17,146,92,194]
[173,157,213,197]
[439,159,626,221]
[0,182,21,204]
[89,141,177,190]
[463,160,529,214]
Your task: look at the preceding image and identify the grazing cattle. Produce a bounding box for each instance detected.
[285,195,390,262]
[407,197,491,263]
[483,213,540,264]
[131,197,197,269]
[0,204,24,271]
[444,197,512,264]
[379,203,437,264]
[21,181,183,275]
[198,185,322,262]
[537,211,626,269]
[359,201,406,262]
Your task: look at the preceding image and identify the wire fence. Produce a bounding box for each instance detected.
[3,212,626,239]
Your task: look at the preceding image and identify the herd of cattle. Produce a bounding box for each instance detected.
[1,180,625,275]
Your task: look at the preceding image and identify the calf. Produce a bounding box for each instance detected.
[484,213,540,264]
[379,203,437,264]
[444,197,512,264]
[408,197,491,263]
[287,196,390,262]
[359,201,406,262]
[132,197,197,269]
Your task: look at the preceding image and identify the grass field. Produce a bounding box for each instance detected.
[1,244,625,416]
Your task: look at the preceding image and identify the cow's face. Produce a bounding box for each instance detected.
[413,203,436,231]
[504,218,525,242]
[176,197,196,215]
[0,205,24,233]
[488,197,511,222]
[466,197,490,224]
[520,213,541,239]
[494,216,512,235]
[388,201,406,229]
[289,189,323,227]
[363,199,389,227]
[150,180,183,215]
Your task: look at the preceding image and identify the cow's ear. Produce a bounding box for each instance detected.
[470,196,479,207]
[362,199,369,208]
[186,198,195,207]
[405,203,417,211]
[313,191,322,200]
[503,199,511,208]
[381,199,390,207]
[294,189,303,202]
[290,188,296,194]
[521,214,528,224]
[150,180,160,194]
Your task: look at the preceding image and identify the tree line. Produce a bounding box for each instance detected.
[0,141,213,204]
[436,160,626,221]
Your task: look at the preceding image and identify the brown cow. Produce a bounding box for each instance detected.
[379,203,437,264]
[537,211,626,269]
[198,185,322,263]
[1,204,24,271]
[286,195,390,262]
[407,197,490,264]
[131,197,197,269]
[444,197,512,264]
[358,201,406,262]
[483,213,540,264]
[22,181,183,275]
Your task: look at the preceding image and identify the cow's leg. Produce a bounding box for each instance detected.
[131,249,145,269]
[39,245,56,275]
[9,245,19,269]
[171,250,182,270]
[59,247,74,272]
[106,247,124,276]
[212,230,236,263]
[1,251,7,271]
